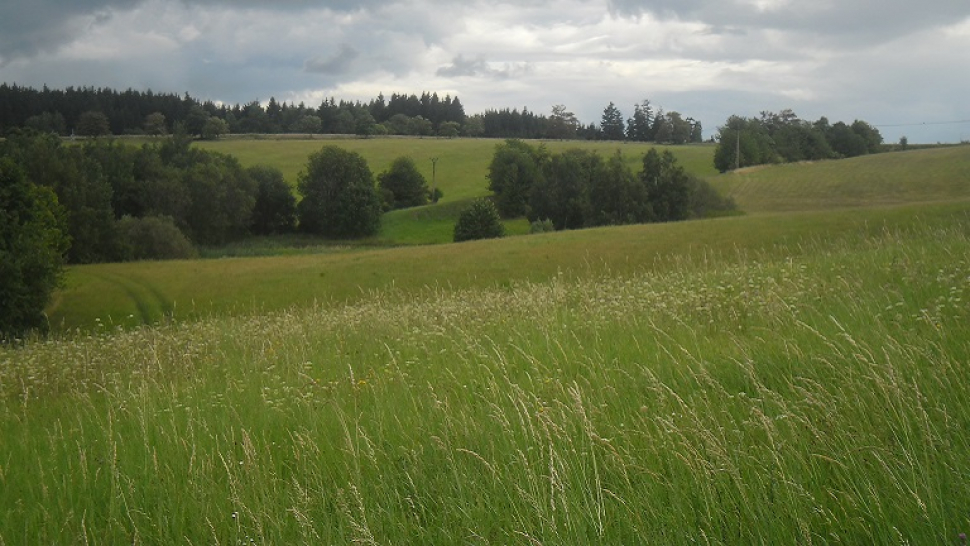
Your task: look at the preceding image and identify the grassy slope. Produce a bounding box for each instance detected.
[8,141,970,543]
[45,143,970,332]
[47,201,970,331]
[6,210,970,543]
[720,145,970,212]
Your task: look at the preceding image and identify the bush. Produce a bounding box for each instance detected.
[687,176,738,218]
[530,218,556,234]
[378,156,429,210]
[117,215,197,261]
[454,199,505,242]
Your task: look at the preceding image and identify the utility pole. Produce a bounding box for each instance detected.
[430,157,439,203]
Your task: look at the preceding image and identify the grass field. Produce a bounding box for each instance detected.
[721,146,970,212]
[4,205,970,543]
[4,139,970,543]
[195,137,719,199]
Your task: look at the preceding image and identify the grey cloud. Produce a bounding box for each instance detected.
[436,55,493,77]
[606,0,970,44]
[0,0,143,61]
[437,54,533,80]
[305,44,361,75]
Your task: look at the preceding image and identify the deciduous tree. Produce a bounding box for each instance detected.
[0,159,69,339]
[378,156,429,209]
[76,111,111,137]
[297,146,381,238]
[248,165,296,235]
[487,139,546,217]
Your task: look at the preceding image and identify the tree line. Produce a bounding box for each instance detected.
[0,129,443,339]
[0,84,704,143]
[486,139,736,231]
[713,109,885,172]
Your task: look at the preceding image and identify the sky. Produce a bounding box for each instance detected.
[1,0,969,143]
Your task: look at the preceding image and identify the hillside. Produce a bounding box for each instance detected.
[6,140,970,543]
[720,146,970,212]
[7,197,970,543]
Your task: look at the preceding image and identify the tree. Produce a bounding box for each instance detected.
[294,115,322,135]
[378,156,429,210]
[409,116,433,136]
[600,102,625,141]
[0,159,69,339]
[641,148,690,221]
[438,121,461,138]
[487,139,546,217]
[453,199,505,242]
[713,116,774,172]
[144,112,167,136]
[626,101,652,142]
[201,117,229,140]
[5,132,121,263]
[26,111,66,135]
[529,148,598,230]
[689,118,704,143]
[297,146,382,238]
[181,153,257,245]
[850,120,883,154]
[653,114,673,143]
[827,121,868,157]
[184,105,211,136]
[667,112,692,144]
[547,104,579,140]
[248,165,296,235]
[76,111,111,137]
[588,151,649,226]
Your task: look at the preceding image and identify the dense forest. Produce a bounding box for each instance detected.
[0,84,704,142]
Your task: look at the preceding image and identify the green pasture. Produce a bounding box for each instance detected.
[195,136,718,200]
[721,145,970,212]
[47,200,970,332]
[5,208,970,543]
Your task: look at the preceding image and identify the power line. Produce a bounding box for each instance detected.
[874,119,970,128]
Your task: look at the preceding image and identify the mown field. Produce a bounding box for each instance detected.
[3,140,970,543]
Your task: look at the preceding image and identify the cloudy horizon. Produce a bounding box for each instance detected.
[1,0,968,143]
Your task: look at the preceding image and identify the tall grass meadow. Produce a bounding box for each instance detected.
[3,213,969,543]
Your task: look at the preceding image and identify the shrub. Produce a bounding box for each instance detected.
[530,218,556,234]
[378,156,429,209]
[454,199,505,242]
[117,215,197,261]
